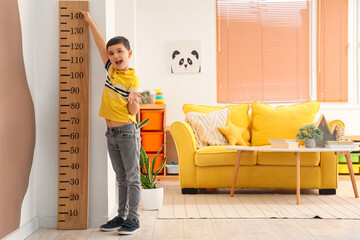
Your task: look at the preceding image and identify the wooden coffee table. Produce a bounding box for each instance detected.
[227,145,360,205]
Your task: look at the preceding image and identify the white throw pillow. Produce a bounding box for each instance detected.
[185,108,229,148]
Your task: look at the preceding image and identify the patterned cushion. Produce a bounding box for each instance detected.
[183,103,251,145]
[185,108,229,148]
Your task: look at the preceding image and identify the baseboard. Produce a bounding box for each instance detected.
[3,217,40,240]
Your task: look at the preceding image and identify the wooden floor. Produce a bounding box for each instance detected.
[27,180,360,240]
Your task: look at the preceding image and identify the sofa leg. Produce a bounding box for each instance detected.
[319,189,336,195]
[182,188,198,194]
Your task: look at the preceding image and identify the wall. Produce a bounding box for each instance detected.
[33,0,111,228]
[7,1,114,238]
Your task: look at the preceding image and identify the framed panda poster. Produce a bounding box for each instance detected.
[169,40,201,74]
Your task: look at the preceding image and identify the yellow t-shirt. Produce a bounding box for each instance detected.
[99,60,140,123]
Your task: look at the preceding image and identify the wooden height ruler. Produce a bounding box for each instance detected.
[58,1,89,230]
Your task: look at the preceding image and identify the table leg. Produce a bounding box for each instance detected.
[230,150,242,197]
[296,151,300,205]
[345,151,359,198]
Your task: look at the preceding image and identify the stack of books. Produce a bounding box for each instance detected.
[269,139,299,148]
[325,140,357,149]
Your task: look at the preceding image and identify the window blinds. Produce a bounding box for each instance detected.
[217,0,310,103]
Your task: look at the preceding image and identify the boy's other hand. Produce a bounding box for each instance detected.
[128,92,143,104]
[78,9,92,24]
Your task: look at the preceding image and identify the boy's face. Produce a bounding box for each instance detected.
[107,43,132,71]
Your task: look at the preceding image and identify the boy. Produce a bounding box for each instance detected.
[79,10,142,235]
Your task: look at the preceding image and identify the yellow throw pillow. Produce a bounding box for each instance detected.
[251,101,320,146]
[185,108,230,148]
[183,103,251,145]
[218,120,249,146]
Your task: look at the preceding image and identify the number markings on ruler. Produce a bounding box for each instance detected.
[58,1,89,230]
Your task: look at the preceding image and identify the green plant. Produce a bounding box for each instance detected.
[139,145,166,189]
[139,90,151,104]
[296,125,323,141]
[138,118,166,189]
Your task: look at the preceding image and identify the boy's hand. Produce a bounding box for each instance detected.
[78,9,92,24]
[128,92,143,104]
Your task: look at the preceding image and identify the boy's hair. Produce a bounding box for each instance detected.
[106,36,131,51]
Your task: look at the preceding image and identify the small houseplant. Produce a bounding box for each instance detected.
[296,125,323,148]
[138,119,166,210]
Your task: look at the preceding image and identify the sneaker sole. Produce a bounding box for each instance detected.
[118,228,140,235]
[100,227,121,232]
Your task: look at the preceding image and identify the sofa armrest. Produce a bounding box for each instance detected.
[170,121,197,188]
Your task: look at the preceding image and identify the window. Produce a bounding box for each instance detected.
[217,0,348,103]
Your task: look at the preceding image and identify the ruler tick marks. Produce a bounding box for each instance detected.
[58,1,89,229]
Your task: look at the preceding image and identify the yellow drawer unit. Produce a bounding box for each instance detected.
[338,164,360,175]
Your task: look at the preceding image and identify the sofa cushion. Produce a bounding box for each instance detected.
[185,109,229,148]
[183,103,251,145]
[195,146,257,166]
[217,120,248,146]
[251,101,320,146]
[257,152,320,166]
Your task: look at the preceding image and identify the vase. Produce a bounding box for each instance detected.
[140,187,164,210]
[305,139,316,148]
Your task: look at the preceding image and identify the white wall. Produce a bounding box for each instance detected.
[13,0,114,236]
[18,0,37,233]
[134,0,218,126]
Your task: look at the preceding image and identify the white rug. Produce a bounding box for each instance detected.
[157,181,360,219]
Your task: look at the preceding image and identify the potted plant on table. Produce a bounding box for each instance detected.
[138,119,167,210]
[296,125,323,148]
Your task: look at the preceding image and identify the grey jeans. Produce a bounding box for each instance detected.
[105,123,141,220]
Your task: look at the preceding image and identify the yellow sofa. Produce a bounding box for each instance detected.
[171,102,341,194]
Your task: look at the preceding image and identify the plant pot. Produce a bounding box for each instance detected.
[305,139,316,148]
[140,187,163,210]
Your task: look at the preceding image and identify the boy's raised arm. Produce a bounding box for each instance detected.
[78,9,108,65]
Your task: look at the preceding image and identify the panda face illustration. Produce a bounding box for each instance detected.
[171,50,201,73]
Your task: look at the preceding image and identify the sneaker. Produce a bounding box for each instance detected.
[118,219,140,235]
[100,216,125,232]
